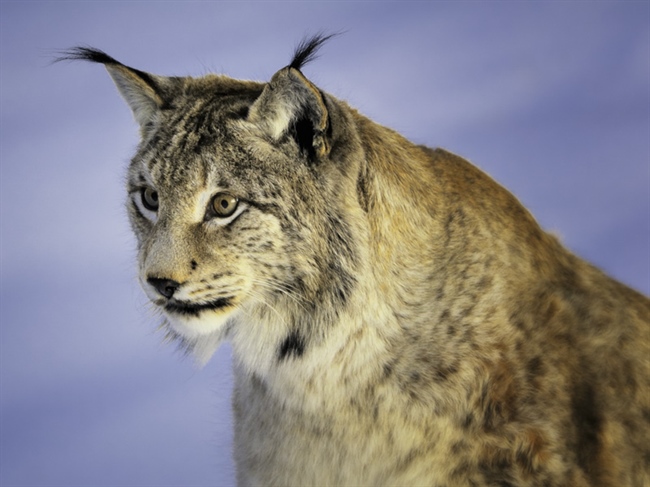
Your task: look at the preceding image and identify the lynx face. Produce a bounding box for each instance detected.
[99,52,361,359]
[129,139,257,342]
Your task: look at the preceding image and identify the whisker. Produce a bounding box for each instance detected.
[249,277,309,311]
[244,287,290,327]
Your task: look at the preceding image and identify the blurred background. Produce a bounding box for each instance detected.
[1,2,648,486]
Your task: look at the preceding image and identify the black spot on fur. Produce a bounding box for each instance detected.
[434,361,459,382]
[319,213,358,309]
[526,356,544,381]
[382,362,394,378]
[278,331,305,360]
[515,447,536,477]
[259,241,275,251]
[450,460,471,479]
[356,171,369,212]
[571,380,603,479]
[226,105,249,119]
[642,408,650,423]
[450,442,463,455]
[478,453,515,487]
[483,401,505,432]
[395,448,424,474]
[237,105,249,118]
[510,313,526,331]
[443,208,468,242]
[190,260,198,271]
[462,413,475,430]
[477,380,515,433]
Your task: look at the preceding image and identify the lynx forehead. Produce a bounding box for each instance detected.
[64,35,649,486]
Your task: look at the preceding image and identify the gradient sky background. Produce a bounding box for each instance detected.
[1,2,648,486]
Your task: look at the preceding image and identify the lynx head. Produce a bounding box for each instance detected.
[61,35,367,365]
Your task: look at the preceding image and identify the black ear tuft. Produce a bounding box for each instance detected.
[54,46,120,66]
[289,32,340,71]
[54,47,158,89]
[56,46,167,132]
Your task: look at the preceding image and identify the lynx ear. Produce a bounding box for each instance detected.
[104,65,165,131]
[249,68,330,158]
[57,47,167,135]
[248,34,336,159]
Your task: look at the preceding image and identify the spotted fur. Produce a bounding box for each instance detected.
[63,36,649,486]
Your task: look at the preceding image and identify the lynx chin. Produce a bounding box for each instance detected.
[62,35,649,486]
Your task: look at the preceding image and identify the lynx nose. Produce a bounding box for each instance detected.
[147,277,180,299]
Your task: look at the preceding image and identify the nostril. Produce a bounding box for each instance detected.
[147,277,180,299]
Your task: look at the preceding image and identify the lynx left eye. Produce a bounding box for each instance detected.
[141,187,159,212]
[212,193,238,217]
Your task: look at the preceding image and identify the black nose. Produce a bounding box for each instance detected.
[147,277,180,299]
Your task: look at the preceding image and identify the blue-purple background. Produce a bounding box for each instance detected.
[1,2,648,486]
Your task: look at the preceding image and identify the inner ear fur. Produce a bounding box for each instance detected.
[248,67,331,160]
[104,63,165,133]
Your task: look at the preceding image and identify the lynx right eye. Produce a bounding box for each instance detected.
[141,187,159,212]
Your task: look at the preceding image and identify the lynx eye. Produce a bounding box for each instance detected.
[211,193,239,217]
[141,187,159,212]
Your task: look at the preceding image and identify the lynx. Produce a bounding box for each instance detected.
[62,35,649,486]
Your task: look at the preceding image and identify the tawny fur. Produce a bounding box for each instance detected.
[64,37,649,486]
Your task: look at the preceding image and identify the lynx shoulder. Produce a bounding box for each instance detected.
[62,35,650,486]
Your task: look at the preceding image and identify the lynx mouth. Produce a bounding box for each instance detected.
[164,297,234,317]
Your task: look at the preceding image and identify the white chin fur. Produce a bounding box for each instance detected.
[166,310,235,366]
[166,310,231,339]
